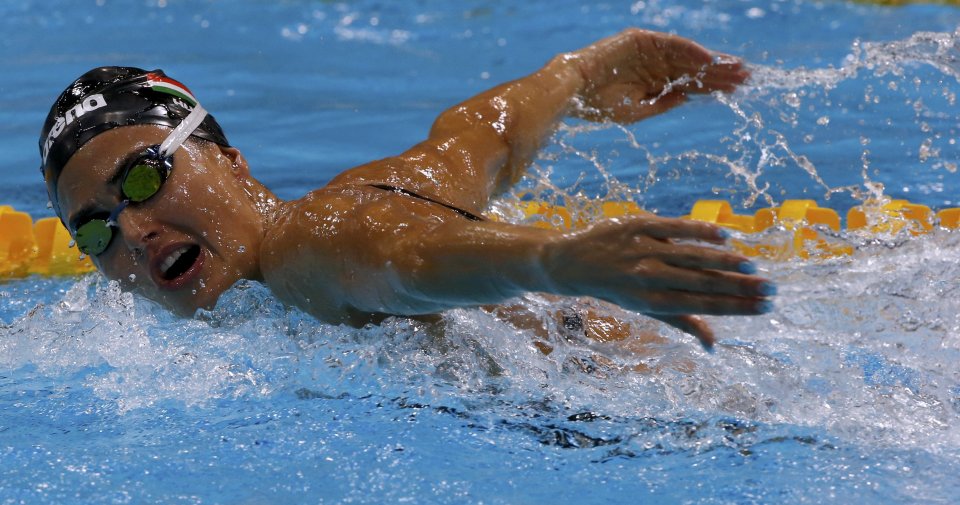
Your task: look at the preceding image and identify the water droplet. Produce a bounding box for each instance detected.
[47,201,53,209]
[238,246,246,253]
[919,138,938,162]
[68,239,76,248]
[817,116,830,126]
[129,274,136,282]
[783,92,801,108]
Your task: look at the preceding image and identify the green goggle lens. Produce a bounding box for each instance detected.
[75,219,113,256]
[122,162,164,202]
[72,148,171,256]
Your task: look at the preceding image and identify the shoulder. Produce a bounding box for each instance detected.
[258,186,374,323]
[257,183,423,324]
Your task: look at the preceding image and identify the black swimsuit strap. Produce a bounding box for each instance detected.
[368,184,485,222]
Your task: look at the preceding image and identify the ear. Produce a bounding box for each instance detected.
[218,146,251,179]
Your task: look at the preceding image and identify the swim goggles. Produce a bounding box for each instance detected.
[73,105,208,256]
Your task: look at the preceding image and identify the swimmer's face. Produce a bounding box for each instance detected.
[57,125,270,315]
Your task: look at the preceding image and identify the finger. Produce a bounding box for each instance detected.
[660,244,756,274]
[674,51,750,94]
[668,41,739,73]
[635,290,774,316]
[701,53,747,75]
[677,65,750,95]
[629,90,688,122]
[649,314,715,351]
[647,262,776,298]
[652,32,715,68]
[698,65,751,93]
[628,215,730,244]
[705,57,749,81]
[631,32,748,95]
[583,85,688,123]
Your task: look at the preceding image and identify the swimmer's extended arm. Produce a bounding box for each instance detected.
[262,30,764,347]
[329,29,749,212]
[261,189,773,348]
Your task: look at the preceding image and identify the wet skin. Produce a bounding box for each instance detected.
[57,126,276,315]
[55,29,774,348]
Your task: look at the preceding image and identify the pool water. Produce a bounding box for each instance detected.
[3,0,960,503]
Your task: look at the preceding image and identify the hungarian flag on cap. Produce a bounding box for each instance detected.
[144,72,198,107]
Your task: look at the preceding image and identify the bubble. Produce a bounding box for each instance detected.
[817,116,830,126]
[783,92,801,108]
[919,138,939,162]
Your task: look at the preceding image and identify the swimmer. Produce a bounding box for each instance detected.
[40,29,774,351]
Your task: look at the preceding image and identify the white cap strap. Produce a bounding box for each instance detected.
[158,105,208,159]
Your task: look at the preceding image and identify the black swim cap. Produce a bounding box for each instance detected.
[39,66,230,217]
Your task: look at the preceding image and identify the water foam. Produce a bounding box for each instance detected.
[523,28,960,218]
[2,29,959,464]
[490,28,960,452]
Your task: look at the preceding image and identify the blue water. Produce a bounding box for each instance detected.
[3,1,960,503]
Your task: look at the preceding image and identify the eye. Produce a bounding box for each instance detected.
[122,161,163,202]
[70,210,110,236]
[74,214,115,256]
[119,152,170,203]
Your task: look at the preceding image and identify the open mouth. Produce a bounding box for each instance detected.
[159,244,201,281]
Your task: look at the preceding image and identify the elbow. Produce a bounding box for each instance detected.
[430,96,516,148]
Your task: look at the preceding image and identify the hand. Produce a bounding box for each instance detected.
[566,28,749,123]
[541,215,774,349]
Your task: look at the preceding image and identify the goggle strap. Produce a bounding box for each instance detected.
[158,105,208,159]
[107,200,130,226]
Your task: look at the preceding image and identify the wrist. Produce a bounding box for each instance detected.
[543,53,589,99]
[535,230,574,297]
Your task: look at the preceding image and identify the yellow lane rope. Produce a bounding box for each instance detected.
[521,198,960,260]
[0,206,95,278]
[3,199,960,278]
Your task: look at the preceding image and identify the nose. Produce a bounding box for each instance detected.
[115,205,160,253]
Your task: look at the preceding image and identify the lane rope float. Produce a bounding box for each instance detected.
[0,206,95,278]
[521,198,960,260]
[3,199,960,278]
